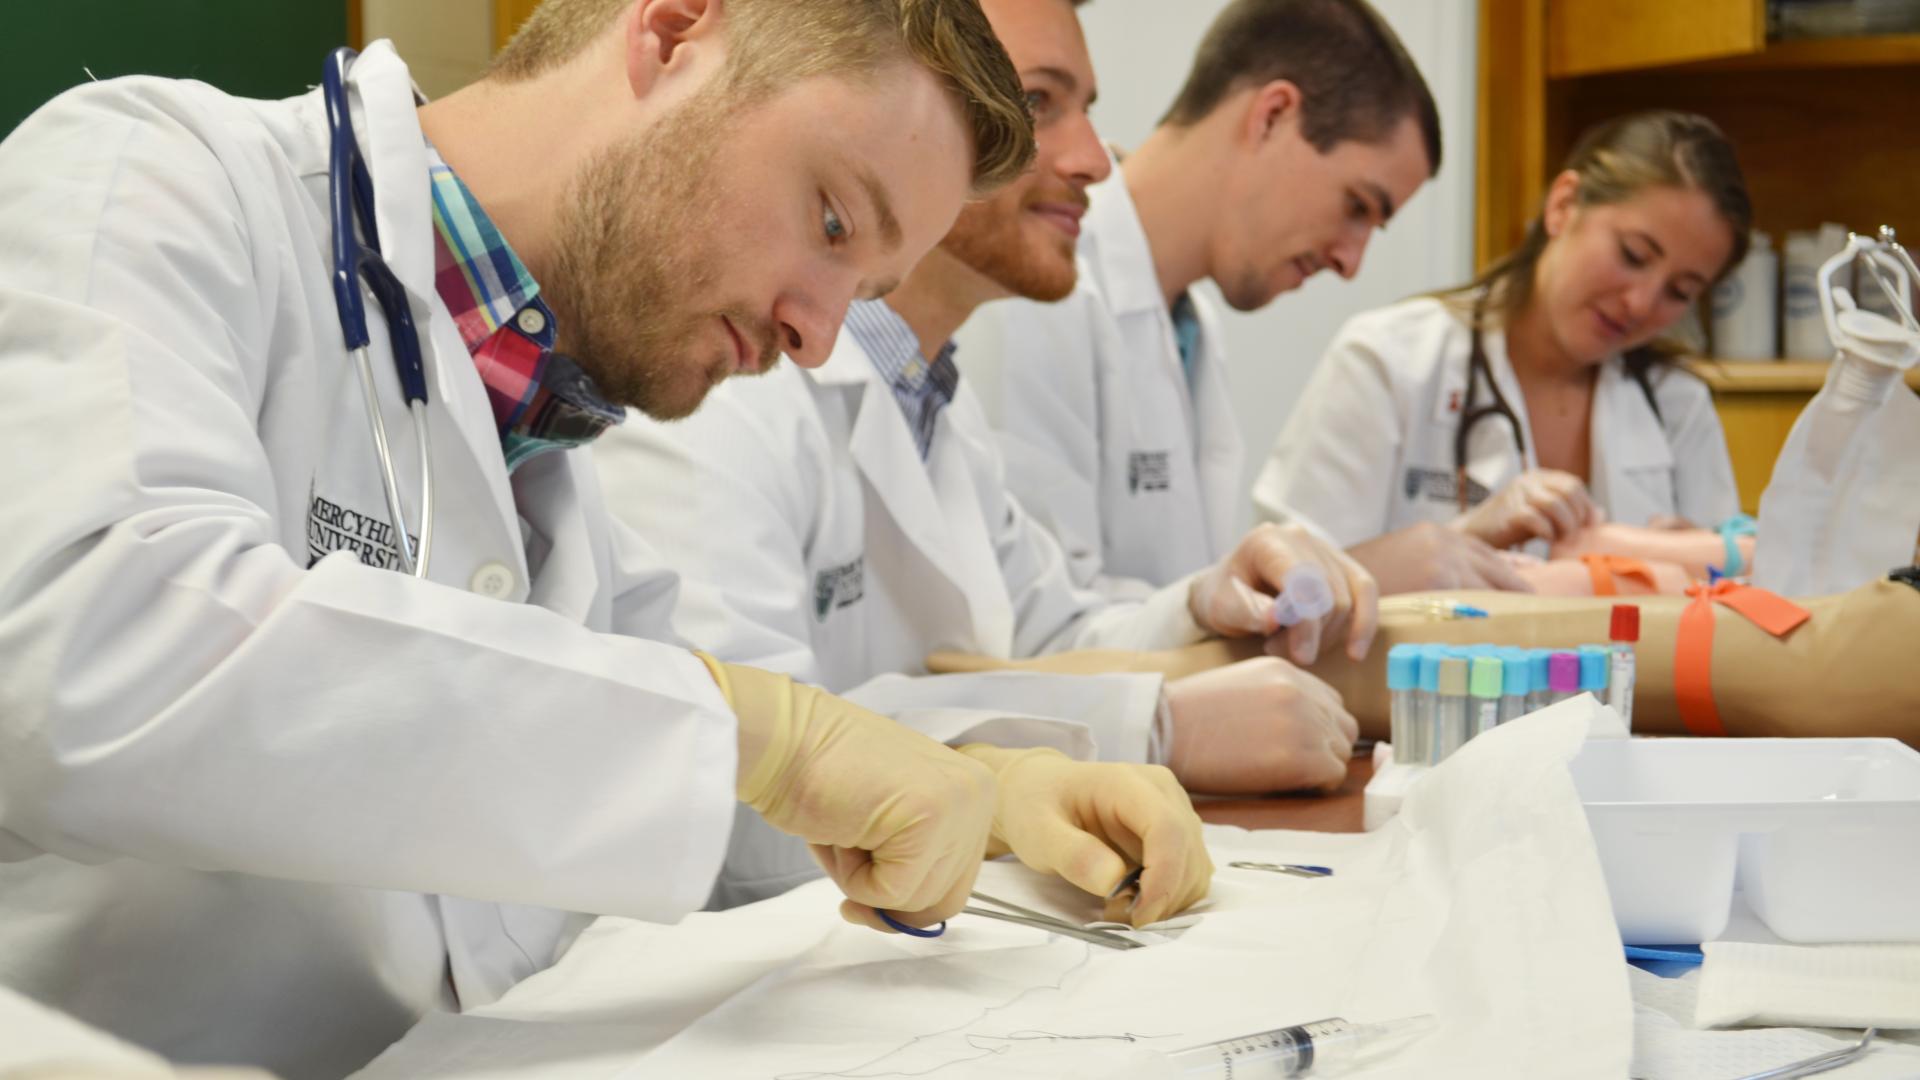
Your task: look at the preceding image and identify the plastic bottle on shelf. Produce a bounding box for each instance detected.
[1712,230,1778,360]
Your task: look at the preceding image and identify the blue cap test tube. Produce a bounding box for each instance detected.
[1526,649,1553,713]
[1415,646,1443,765]
[1498,646,1531,724]
[1388,645,1419,765]
[1579,644,1610,706]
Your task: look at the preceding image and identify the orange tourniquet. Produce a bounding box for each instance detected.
[1674,583,1812,736]
[1581,554,1658,597]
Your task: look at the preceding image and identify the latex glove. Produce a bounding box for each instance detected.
[1346,521,1534,595]
[958,745,1213,927]
[1163,657,1358,795]
[698,654,997,933]
[1189,523,1380,665]
[1451,469,1601,549]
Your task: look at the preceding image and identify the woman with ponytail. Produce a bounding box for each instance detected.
[1251,111,1753,593]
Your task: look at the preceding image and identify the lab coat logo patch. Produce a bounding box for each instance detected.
[813,557,866,621]
[1402,467,1491,507]
[306,487,417,571]
[1128,451,1172,494]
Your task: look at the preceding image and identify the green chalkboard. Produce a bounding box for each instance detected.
[4,1,349,137]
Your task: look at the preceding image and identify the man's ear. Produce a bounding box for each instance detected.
[1541,169,1582,239]
[1242,78,1302,146]
[625,0,721,97]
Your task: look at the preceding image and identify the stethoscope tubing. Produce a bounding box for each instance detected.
[326,47,435,579]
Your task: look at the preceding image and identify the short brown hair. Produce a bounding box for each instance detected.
[1160,0,1441,176]
[491,0,1035,192]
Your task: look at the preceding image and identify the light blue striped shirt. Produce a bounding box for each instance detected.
[844,299,960,460]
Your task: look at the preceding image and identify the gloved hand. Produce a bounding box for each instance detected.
[1347,521,1534,594]
[698,654,997,933]
[1163,657,1358,795]
[957,745,1213,927]
[1451,469,1600,549]
[1189,523,1379,664]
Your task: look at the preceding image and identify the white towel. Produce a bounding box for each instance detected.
[1696,940,1920,1029]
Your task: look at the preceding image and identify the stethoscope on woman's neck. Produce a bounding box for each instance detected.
[1455,288,1528,512]
[324,46,436,578]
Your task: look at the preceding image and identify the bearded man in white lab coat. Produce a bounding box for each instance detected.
[955,0,1528,597]
[596,0,1380,909]
[0,1,1214,1076]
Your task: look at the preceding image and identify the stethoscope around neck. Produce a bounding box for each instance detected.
[323,46,435,578]
[1454,290,1527,512]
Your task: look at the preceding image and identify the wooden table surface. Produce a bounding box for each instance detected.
[1192,754,1375,833]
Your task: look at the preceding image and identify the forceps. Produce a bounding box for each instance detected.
[964,891,1145,950]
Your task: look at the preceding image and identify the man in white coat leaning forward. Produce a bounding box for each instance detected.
[596,0,1377,910]
[956,0,1535,598]
[0,1,1212,1076]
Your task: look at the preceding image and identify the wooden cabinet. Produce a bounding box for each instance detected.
[496,0,544,51]
[1548,0,1765,77]
[1478,2,1920,513]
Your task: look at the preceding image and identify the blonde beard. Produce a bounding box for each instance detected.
[544,86,767,420]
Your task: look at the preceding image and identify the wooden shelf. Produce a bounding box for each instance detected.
[1671,33,1920,73]
[1683,357,1920,393]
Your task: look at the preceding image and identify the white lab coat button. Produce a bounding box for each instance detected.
[515,307,547,336]
[469,562,516,599]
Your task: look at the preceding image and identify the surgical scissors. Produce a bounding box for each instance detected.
[964,891,1144,950]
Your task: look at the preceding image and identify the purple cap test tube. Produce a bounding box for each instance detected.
[1548,651,1581,703]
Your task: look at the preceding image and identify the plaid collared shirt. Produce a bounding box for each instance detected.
[425,145,622,472]
[844,299,960,460]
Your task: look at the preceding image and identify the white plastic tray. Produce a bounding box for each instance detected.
[1569,738,1920,945]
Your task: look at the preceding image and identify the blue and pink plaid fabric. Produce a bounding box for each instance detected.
[425,145,622,471]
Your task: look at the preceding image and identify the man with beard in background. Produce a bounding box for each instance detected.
[596,0,1375,914]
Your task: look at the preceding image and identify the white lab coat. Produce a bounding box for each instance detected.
[1754,317,1920,595]
[956,172,1246,598]
[1251,297,1741,548]
[0,46,738,1079]
[594,329,1207,906]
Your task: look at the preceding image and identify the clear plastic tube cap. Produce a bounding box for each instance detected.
[1387,645,1419,690]
[1438,657,1469,696]
[1272,565,1336,628]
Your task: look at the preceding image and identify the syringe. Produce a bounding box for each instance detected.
[1164,1015,1436,1078]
